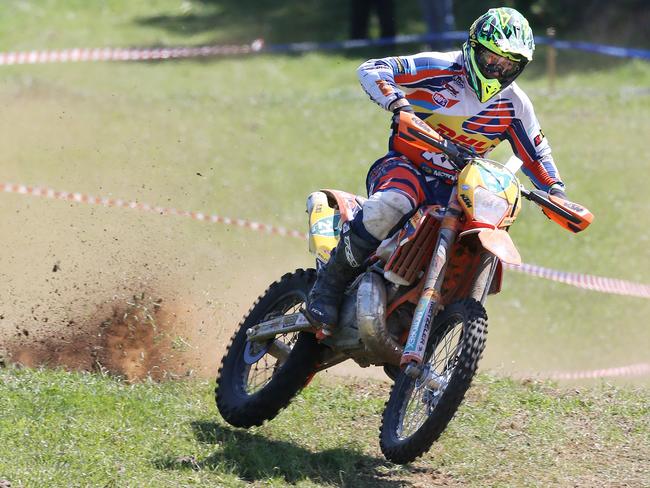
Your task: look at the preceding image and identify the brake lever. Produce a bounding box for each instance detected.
[520,187,572,219]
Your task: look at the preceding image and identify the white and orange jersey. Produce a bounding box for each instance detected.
[358,50,563,192]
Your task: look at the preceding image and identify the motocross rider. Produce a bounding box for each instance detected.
[305,7,567,334]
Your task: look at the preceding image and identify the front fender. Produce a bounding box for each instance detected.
[475,228,522,266]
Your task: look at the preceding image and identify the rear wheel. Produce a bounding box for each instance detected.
[380,298,487,464]
[215,269,323,427]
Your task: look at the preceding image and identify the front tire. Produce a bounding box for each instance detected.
[380,298,487,464]
[215,269,323,427]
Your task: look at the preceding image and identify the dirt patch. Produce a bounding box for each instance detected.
[0,194,384,384]
[0,196,280,382]
[2,288,199,381]
[0,279,387,383]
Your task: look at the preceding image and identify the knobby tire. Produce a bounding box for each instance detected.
[215,269,322,428]
[380,298,488,464]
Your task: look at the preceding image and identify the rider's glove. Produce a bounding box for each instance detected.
[389,98,414,130]
[548,183,568,200]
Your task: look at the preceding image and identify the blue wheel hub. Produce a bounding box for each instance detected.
[243,340,270,365]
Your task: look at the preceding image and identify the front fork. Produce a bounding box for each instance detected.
[400,190,462,376]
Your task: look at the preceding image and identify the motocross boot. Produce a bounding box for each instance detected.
[305,225,376,334]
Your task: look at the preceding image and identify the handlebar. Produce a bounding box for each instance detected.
[430,137,476,169]
[394,112,592,232]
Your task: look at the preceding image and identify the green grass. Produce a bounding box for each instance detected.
[0,3,648,484]
[0,367,648,487]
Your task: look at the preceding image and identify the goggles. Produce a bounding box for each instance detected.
[476,46,522,81]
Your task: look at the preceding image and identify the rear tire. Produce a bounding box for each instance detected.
[215,269,323,427]
[380,298,487,464]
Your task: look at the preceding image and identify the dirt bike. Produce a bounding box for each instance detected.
[215,111,593,464]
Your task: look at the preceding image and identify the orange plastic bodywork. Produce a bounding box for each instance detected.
[544,195,594,233]
[392,111,446,166]
[439,233,504,304]
[320,188,365,224]
[476,228,522,266]
[386,232,505,323]
[384,209,442,285]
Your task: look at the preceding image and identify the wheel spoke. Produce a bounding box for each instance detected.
[397,320,465,439]
[381,300,487,464]
[216,270,325,430]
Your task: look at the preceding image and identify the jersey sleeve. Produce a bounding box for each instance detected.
[505,86,565,192]
[357,53,431,110]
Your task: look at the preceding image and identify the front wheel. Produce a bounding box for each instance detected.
[215,269,324,428]
[380,298,488,464]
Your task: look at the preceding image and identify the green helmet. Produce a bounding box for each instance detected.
[462,8,535,103]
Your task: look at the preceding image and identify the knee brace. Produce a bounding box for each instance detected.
[360,191,415,241]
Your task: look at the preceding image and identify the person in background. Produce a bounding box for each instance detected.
[419,0,455,49]
[306,7,567,333]
[350,0,396,40]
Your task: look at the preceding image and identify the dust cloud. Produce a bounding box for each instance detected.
[0,193,311,382]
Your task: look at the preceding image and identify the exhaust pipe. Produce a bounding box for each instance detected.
[356,272,403,365]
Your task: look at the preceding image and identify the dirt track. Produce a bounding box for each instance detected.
[1,194,256,381]
[0,193,387,382]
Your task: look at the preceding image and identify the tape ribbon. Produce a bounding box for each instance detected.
[2,181,648,379]
[1,34,648,65]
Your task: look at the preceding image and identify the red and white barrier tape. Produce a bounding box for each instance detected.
[3,181,649,298]
[531,362,650,380]
[0,40,264,66]
[0,182,305,240]
[504,263,650,299]
[2,181,648,379]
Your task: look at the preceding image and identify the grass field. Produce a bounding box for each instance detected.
[0,367,648,487]
[0,1,649,485]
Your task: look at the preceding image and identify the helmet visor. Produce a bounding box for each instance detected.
[476,46,523,82]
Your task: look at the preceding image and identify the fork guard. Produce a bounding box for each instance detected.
[473,227,522,266]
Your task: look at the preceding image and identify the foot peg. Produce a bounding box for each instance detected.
[301,308,335,341]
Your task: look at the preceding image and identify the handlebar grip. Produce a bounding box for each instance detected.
[521,189,594,233]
